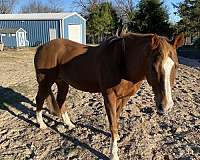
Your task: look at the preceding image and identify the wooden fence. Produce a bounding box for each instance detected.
[178,46,200,59]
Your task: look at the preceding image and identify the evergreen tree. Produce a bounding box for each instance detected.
[131,0,171,36]
[87,2,119,44]
[176,0,200,37]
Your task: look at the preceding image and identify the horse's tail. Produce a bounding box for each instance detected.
[34,45,43,70]
[46,89,62,117]
[34,44,61,117]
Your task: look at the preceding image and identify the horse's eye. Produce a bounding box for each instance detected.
[153,52,160,62]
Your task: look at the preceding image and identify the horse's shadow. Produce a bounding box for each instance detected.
[0,86,109,160]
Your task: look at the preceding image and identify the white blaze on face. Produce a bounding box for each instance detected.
[163,57,174,109]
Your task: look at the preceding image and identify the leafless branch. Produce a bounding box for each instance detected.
[114,0,135,20]
[0,0,17,13]
[72,0,103,16]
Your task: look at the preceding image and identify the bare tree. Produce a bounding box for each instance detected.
[20,0,64,13]
[114,0,135,22]
[48,0,64,13]
[0,0,17,13]
[72,0,103,16]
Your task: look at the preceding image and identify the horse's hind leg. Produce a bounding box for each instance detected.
[56,80,75,130]
[36,81,53,129]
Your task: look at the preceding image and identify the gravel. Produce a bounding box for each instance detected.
[0,48,199,160]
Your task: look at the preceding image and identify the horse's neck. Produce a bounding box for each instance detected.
[124,40,150,83]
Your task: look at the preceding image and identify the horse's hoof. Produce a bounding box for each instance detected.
[110,154,119,160]
[39,123,47,129]
[68,124,75,130]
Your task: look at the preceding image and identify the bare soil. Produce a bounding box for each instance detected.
[0,48,199,160]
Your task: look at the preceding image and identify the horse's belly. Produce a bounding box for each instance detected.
[60,71,101,92]
[69,82,101,93]
[59,57,101,92]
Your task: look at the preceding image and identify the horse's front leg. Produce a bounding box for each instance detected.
[116,96,130,140]
[103,89,120,160]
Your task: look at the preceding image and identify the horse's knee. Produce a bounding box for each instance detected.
[36,85,51,111]
[36,95,45,111]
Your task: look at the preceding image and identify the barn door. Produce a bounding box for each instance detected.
[49,28,57,41]
[68,24,81,43]
[18,32,26,47]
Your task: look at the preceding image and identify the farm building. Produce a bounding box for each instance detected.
[0,12,86,47]
[0,28,28,48]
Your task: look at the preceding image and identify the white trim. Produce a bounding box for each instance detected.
[62,19,65,38]
[16,28,27,33]
[74,12,86,21]
[80,24,83,43]
[61,12,86,21]
[16,32,18,47]
[59,20,63,38]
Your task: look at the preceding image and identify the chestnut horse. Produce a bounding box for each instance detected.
[34,33,184,160]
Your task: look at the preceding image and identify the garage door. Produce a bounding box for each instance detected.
[68,24,81,43]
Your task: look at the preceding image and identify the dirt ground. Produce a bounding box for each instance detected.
[0,48,199,160]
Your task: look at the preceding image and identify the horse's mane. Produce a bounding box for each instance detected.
[99,33,156,48]
[98,33,171,52]
[121,32,154,39]
[99,36,122,49]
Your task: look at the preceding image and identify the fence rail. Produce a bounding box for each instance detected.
[178,46,200,59]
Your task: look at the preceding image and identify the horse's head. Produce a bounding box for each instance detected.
[146,33,185,114]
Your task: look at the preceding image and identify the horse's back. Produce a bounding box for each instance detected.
[34,39,87,69]
[34,39,88,83]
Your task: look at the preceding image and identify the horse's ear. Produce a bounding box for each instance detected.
[171,33,185,48]
[151,34,160,50]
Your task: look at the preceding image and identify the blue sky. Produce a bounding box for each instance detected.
[15,0,183,22]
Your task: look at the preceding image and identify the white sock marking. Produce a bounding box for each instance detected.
[36,110,47,129]
[62,112,75,130]
[110,138,119,160]
[163,57,174,109]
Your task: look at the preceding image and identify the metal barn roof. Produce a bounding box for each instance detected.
[0,12,85,21]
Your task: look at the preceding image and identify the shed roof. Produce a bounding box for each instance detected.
[0,12,86,21]
[0,28,19,33]
[0,28,26,33]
